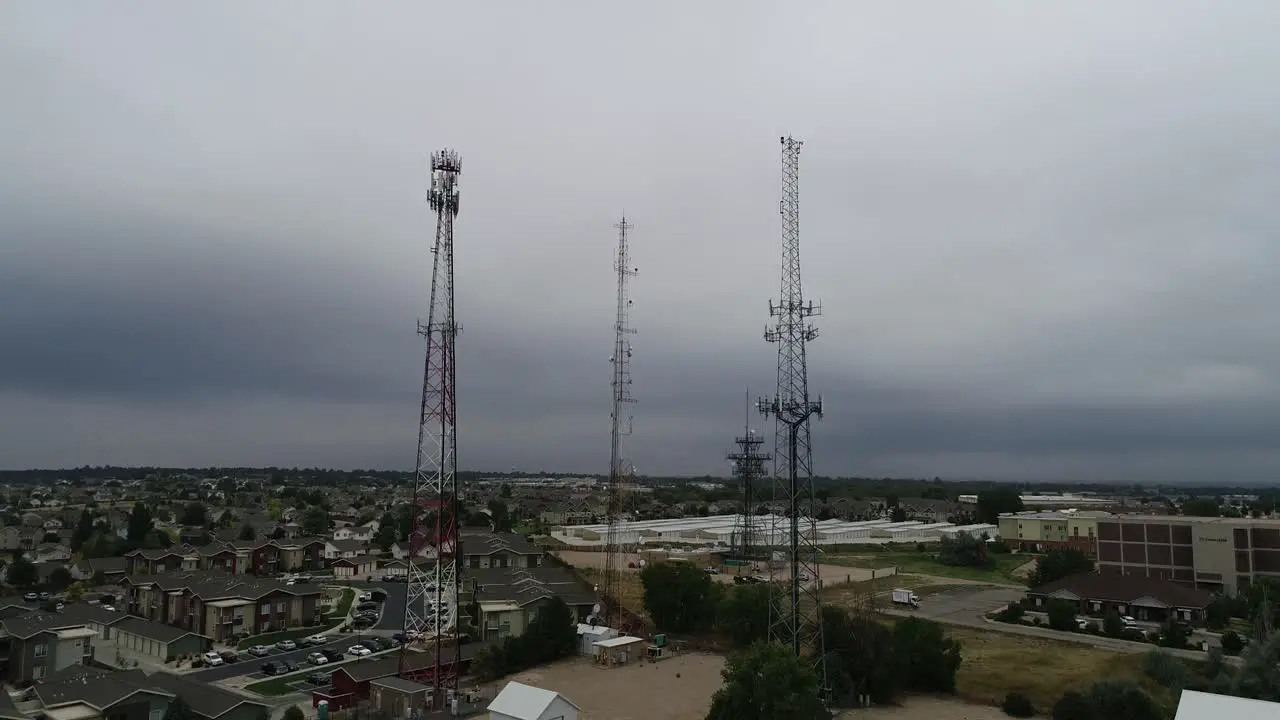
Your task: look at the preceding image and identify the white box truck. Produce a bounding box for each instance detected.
[891,588,920,608]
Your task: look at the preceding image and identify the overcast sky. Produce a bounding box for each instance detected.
[3,3,1280,482]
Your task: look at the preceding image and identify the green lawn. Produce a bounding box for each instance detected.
[324,588,356,621]
[826,550,1031,585]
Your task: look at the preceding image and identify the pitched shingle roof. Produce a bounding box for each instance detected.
[1030,572,1213,608]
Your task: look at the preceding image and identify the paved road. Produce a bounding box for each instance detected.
[882,585,1237,664]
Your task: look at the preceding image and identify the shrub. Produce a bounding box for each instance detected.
[1085,621,1100,634]
[1001,692,1035,718]
[995,604,1024,623]
[1031,616,1042,626]
[1220,629,1244,656]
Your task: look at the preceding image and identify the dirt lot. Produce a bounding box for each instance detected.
[498,654,1006,720]
[501,653,724,720]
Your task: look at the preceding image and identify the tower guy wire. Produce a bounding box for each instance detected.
[727,389,770,572]
[759,135,829,698]
[401,148,463,700]
[603,215,638,632]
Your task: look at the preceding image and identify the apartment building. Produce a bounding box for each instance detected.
[0,611,96,684]
[1096,515,1280,595]
[122,573,323,643]
[464,566,598,643]
[999,511,1111,554]
[462,531,543,570]
[124,537,326,576]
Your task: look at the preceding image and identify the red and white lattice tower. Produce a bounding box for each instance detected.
[401,149,462,699]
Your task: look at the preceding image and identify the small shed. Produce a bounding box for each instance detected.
[369,676,430,717]
[592,635,646,667]
[488,681,579,720]
[576,623,616,656]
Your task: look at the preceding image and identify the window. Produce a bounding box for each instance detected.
[150,709,163,720]
[260,603,271,616]
[34,643,47,658]
[32,665,44,680]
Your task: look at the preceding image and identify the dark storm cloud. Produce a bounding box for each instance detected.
[5,2,1280,480]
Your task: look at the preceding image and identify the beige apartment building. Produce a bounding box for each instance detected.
[998,511,1111,554]
[1096,515,1280,595]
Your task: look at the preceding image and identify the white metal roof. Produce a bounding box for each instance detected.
[487,681,579,720]
[1174,690,1280,719]
[594,635,645,648]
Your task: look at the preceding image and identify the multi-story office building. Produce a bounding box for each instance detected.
[1096,515,1280,594]
[998,511,1111,554]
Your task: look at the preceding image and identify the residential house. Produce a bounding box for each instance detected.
[333,526,374,543]
[249,538,326,574]
[121,572,323,643]
[0,611,97,684]
[0,527,22,552]
[71,557,128,582]
[144,671,271,720]
[31,543,71,563]
[1026,572,1213,625]
[325,539,365,560]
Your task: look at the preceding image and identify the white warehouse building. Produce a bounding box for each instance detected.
[551,515,999,548]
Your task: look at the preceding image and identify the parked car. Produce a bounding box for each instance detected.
[347,645,372,657]
[219,650,240,663]
[321,648,344,662]
[276,639,297,651]
[358,593,373,602]
[307,652,328,665]
[360,639,381,652]
[357,602,379,612]
[261,661,286,675]
[22,593,37,602]
[371,637,395,650]
[202,651,224,667]
[305,634,330,646]
[382,574,399,582]
[248,645,271,657]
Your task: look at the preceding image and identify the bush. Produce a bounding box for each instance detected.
[1046,600,1078,632]
[1085,621,1100,634]
[1220,629,1244,656]
[995,604,1024,623]
[1001,692,1035,717]
[1031,616,1042,626]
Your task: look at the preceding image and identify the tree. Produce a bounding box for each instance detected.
[716,583,776,648]
[1002,692,1035,718]
[707,642,830,720]
[487,499,513,532]
[639,562,718,633]
[1158,618,1189,649]
[374,513,398,551]
[890,506,908,523]
[1221,630,1244,656]
[126,503,154,545]
[976,488,1023,524]
[301,506,330,535]
[1051,691,1094,720]
[238,523,257,541]
[938,532,990,567]
[1027,548,1094,588]
[1181,498,1221,517]
[266,499,283,521]
[282,706,305,720]
[1102,611,1125,638]
[500,483,512,499]
[822,605,904,705]
[180,503,207,526]
[1046,600,1077,632]
[1083,680,1164,720]
[7,557,37,588]
[893,617,962,693]
[71,509,94,552]
[48,566,73,592]
[164,697,196,720]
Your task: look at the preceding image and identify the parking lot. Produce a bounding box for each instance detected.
[192,581,408,682]
[886,585,1026,629]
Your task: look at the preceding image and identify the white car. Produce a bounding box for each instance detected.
[347,645,371,657]
[308,652,329,665]
[305,634,329,646]
[276,640,297,651]
[358,593,373,602]
[248,645,271,657]
[202,652,224,667]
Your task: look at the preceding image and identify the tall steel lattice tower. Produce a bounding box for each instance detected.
[759,136,828,693]
[402,149,462,698]
[727,392,770,572]
[602,215,637,632]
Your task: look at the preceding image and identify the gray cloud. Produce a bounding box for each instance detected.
[3,2,1280,481]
